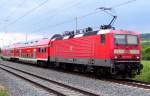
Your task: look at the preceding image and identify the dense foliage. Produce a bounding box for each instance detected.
[141,43,150,60]
[141,33,150,60]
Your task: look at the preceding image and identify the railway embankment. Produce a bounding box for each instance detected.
[0,60,150,96]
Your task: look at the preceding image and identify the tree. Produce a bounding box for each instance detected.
[145,47,150,54]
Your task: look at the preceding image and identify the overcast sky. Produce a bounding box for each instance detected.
[0,0,149,47]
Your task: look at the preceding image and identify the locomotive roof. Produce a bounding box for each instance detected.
[51,29,140,41]
[111,29,140,35]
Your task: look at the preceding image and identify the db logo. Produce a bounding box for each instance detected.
[70,46,73,51]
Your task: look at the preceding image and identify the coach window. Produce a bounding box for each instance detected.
[27,54,29,58]
[100,34,105,44]
[16,49,19,53]
[38,48,40,53]
[31,54,32,58]
[41,48,44,53]
[44,48,46,53]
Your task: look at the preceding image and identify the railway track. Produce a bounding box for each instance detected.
[0,60,149,96]
[0,64,100,96]
[112,79,150,90]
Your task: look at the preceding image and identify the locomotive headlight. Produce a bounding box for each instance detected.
[114,56,118,59]
[136,56,140,59]
[114,49,125,54]
[129,50,140,54]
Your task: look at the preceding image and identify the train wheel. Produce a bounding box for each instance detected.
[37,61,48,67]
[94,67,111,78]
[59,63,67,70]
[65,64,73,71]
[78,65,86,73]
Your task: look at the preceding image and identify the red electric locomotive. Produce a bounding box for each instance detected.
[49,28,143,78]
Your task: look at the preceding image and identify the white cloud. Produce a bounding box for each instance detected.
[0,0,149,45]
[0,32,43,47]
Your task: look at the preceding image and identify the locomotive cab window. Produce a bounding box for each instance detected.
[114,34,126,45]
[100,34,105,44]
[127,35,138,45]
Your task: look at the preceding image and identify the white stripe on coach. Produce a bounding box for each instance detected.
[51,38,56,41]
[63,36,70,39]
[97,30,111,34]
[74,34,84,38]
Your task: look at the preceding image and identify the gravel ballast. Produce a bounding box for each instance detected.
[1,60,150,96]
[0,68,56,96]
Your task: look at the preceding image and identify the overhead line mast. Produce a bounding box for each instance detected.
[75,16,78,32]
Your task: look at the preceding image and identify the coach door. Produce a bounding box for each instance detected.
[33,49,36,59]
[19,49,21,57]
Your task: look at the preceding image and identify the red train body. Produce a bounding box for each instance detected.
[1,29,143,78]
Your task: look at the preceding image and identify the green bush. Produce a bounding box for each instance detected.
[134,61,150,82]
[145,54,150,60]
[145,47,150,54]
[141,44,150,60]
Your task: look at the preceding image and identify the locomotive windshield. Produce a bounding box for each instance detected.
[127,35,138,45]
[114,34,126,44]
[114,34,138,45]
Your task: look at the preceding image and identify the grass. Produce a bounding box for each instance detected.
[0,90,8,96]
[0,88,8,96]
[0,85,8,96]
[133,61,150,82]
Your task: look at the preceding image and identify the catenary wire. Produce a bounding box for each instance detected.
[30,0,84,28]
[4,0,50,27]
[32,0,138,33]
[2,0,138,35]
[5,0,26,20]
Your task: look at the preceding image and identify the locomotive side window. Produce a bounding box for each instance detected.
[100,34,105,44]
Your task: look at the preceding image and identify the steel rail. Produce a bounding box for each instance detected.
[0,63,100,96]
